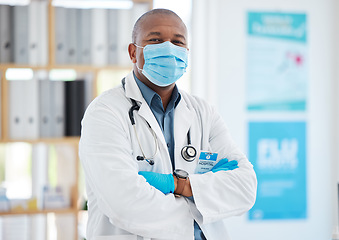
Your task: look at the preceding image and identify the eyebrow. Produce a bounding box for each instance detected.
[174,33,186,40]
[146,31,161,37]
[146,32,186,40]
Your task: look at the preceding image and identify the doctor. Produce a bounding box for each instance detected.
[79,8,257,240]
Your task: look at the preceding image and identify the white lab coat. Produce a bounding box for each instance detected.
[79,71,257,240]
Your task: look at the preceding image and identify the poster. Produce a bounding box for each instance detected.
[248,121,307,220]
[246,12,308,111]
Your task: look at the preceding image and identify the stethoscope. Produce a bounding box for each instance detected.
[123,78,197,165]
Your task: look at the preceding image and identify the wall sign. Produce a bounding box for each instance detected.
[247,12,308,111]
[248,121,307,220]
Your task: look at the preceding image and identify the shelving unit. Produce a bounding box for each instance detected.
[0,0,153,239]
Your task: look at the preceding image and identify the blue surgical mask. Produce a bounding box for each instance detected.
[135,41,188,87]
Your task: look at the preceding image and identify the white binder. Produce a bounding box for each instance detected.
[13,6,29,64]
[66,8,77,64]
[117,9,132,66]
[107,9,118,65]
[0,5,13,63]
[55,7,68,64]
[50,80,65,137]
[91,8,108,66]
[77,9,92,64]
[38,74,52,138]
[22,75,39,139]
[1,216,29,240]
[28,2,39,65]
[8,80,25,139]
[37,1,48,65]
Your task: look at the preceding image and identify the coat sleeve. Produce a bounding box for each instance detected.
[188,99,257,224]
[79,97,193,238]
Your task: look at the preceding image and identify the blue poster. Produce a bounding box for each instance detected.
[247,12,308,111]
[248,122,307,220]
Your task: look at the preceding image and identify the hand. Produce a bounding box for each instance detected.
[138,171,175,194]
[211,158,239,173]
[173,175,193,197]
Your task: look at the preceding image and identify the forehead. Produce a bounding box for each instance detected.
[136,14,187,41]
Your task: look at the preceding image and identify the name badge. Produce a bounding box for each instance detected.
[195,151,218,174]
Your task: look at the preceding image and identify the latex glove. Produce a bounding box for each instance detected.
[138,171,175,194]
[211,158,239,173]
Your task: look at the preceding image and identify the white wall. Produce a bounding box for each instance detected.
[191,0,338,239]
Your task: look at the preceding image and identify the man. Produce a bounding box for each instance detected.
[79,8,257,240]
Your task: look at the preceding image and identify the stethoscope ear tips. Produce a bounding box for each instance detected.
[148,159,155,165]
[136,155,154,165]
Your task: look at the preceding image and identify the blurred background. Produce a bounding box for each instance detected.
[0,0,338,239]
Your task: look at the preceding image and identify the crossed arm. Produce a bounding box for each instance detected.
[138,158,239,196]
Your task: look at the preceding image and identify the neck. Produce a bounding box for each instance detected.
[134,68,174,110]
[157,86,174,111]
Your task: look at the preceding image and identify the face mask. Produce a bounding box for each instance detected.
[135,41,188,87]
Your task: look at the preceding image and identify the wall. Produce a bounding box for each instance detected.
[191,0,338,239]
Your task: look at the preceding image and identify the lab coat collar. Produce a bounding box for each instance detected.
[124,71,144,103]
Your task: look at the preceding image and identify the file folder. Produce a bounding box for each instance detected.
[37,1,48,65]
[55,7,68,64]
[117,9,132,66]
[91,9,108,66]
[66,8,78,64]
[50,80,65,137]
[65,80,85,136]
[107,9,118,65]
[0,5,14,63]
[23,75,39,139]
[13,6,29,64]
[28,2,40,65]
[77,9,92,64]
[39,75,52,138]
[8,80,25,139]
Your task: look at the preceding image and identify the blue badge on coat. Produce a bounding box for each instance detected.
[195,151,218,174]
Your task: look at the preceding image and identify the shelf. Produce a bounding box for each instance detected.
[0,0,152,238]
[0,136,80,144]
[0,64,132,71]
[0,208,78,216]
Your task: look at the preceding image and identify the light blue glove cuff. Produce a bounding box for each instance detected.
[138,171,175,194]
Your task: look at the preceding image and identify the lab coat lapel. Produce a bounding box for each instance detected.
[174,95,195,150]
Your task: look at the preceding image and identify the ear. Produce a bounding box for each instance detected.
[128,43,137,63]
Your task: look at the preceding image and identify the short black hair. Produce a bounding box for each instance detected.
[132,8,185,43]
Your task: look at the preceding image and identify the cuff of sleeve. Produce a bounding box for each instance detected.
[168,173,175,193]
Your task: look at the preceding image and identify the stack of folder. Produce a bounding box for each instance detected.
[55,3,149,66]
[8,72,93,139]
[0,3,48,65]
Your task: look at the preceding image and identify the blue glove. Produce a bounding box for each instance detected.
[211,158,239,173]
[138,171,175,194]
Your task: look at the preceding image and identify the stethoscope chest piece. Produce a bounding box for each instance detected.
[181,145,197,162]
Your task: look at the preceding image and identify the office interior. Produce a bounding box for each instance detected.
[0,0,338,239]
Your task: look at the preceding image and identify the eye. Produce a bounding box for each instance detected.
[172,40,185,46]
[148,38,162,43]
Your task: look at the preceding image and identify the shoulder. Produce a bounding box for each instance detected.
[85,84,130,116]
[179,90,215,114]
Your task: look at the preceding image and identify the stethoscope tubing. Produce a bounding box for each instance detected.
[123,78,197,165]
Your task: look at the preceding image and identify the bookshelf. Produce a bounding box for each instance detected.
[0,0,153,239]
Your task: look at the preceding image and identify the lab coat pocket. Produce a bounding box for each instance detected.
[93,235,137,240]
